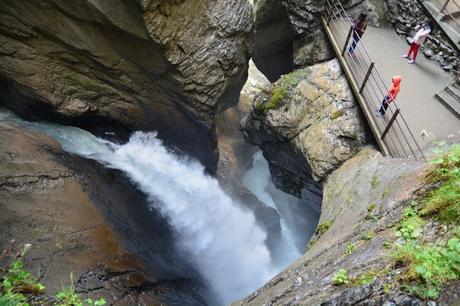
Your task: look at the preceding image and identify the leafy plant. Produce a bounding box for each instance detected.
[345,242,356,255]
[0,259,45,306]
[393,238,460,299]
[421,145,460,223]
[332,269,349,285]
[315,221,332,236]
[352,272,375,286]
[361,231,374,241]
[395,211,424,241]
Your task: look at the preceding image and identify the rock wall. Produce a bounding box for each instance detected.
[235,147,428,305]
[241,59,369,197]
[251,0,375,81]
[383,0,459,72]
[0,0,253,172]
[0,123,208,304]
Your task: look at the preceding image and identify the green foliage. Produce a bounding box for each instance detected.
[332,269,349,285]
[360,231,374,241]
[264,87,287,112]
[345,242,356,255]
[259,69,309,114]
[55,288,106,306]
[421,145,460,223]
[352,272,376,286]
[315,221,332,236]
[395,208,425,241]
[371,176,380,189]
[0,259,45,306]
[367,203,377,213]
[383,283,393,294]
[393,238,460,299]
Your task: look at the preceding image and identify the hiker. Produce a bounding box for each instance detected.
[377,76,402,117]
[402,20,434,64]
[349,13,368,55]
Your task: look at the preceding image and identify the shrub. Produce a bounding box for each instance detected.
[345,242,356,255]
[332,269,349,285]
[393,238,460,299]
[315,221,332,236]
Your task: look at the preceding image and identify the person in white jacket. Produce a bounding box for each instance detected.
[402,20,435,64]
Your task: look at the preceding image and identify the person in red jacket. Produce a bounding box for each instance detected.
[377,76,402,117]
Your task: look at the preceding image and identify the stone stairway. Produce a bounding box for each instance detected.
[435,77,460,118]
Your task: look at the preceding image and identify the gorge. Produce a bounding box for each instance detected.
[0,0,459,306]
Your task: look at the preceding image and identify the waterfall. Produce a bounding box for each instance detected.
[0,109,273,304]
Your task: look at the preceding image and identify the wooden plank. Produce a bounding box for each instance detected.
[321,16,391,157]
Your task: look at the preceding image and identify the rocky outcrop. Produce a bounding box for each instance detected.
[241,59,369,197]
[251,0,376,81]
[383,0,459,72]
[0,123,207,304]
[235,147,428,305]
[0,0,253,172]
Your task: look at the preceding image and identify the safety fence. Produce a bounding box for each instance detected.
[322,0,426,161]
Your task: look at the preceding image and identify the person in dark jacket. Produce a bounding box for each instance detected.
[349,13,368,55]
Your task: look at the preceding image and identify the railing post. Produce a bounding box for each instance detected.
[342,26,354,56]
[441,0,451,13]
[359,62,375,94]
[381,109,400,140]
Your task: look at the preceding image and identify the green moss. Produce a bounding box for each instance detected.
[330,110,343,120]
[368,203,377,213]
[315,221,332,236]
[264,86,287,112]
[370,175,380,189]
[345,242,356,255]
[332,269,349,285]
[360,231,374,241]
[63,72,108,93]
[259,69,309,114]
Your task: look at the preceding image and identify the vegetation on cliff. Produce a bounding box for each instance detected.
[0,245,106,306]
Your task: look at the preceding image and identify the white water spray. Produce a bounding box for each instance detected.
[0,110,273,304]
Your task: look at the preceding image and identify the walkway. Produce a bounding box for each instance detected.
[364,26,460,148]
[322,0,460,160]
[421,0,460,50]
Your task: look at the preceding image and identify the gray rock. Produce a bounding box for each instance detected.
[241,59,368,195]
[0,0,253,172]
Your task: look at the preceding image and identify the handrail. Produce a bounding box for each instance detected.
[323,0,426,161]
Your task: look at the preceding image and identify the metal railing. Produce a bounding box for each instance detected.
[322,0,426,161]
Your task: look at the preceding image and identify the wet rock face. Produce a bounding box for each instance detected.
[383,0,459,72]
[241,59,369,196]
[0,0,253,172]
[234,147,427,305]
[251,0,376,81]
[0,123,207,305]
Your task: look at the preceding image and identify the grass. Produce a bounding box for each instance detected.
[360,231,374,241]
[0,246,106,306]
[392,238,460,299]
[420,145,460,224]
[345,242,356,255]
[315,221,332,236]
[389,145,460,299]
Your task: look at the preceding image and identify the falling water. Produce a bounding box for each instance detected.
[0,110,275,304]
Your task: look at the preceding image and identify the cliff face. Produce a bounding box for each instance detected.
[241,59,369,197]
[251,0,377,81]
[0,122,207,304]
[0,0,253,172]
[235,147,429,305]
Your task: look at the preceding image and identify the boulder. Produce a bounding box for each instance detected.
[0,0,253,172]
[241,59,369,197]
